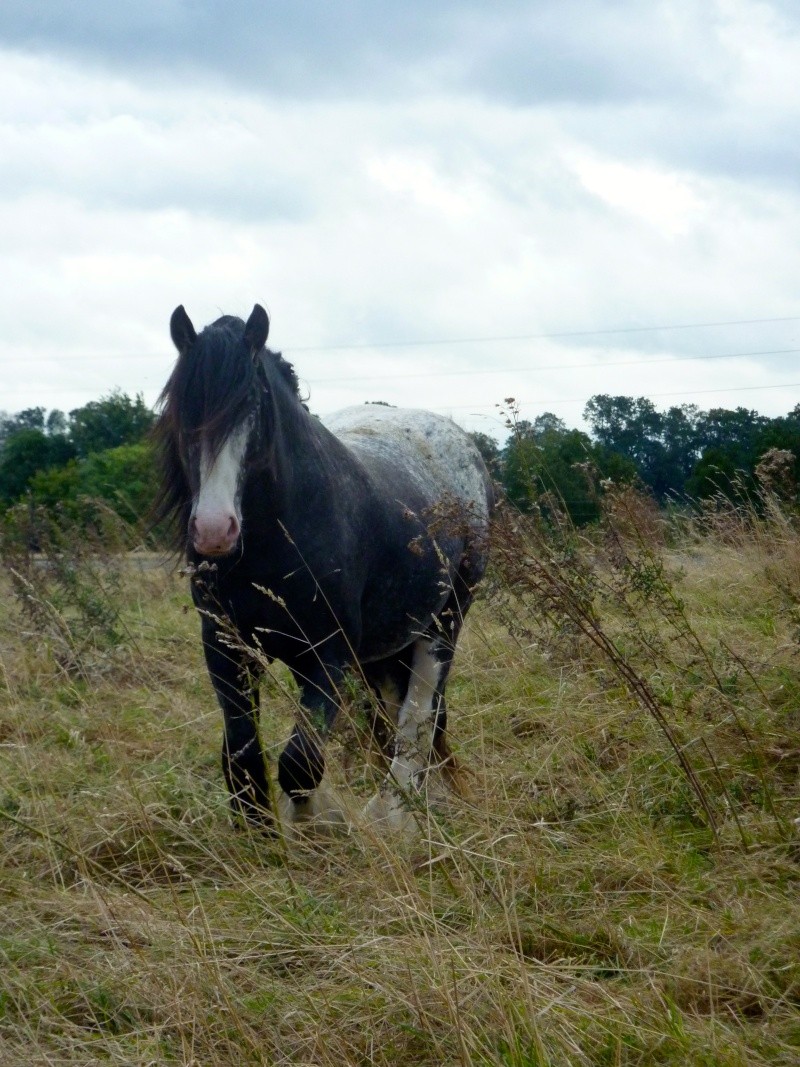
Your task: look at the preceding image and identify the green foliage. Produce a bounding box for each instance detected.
[3,385,799,538]
[68,389,154,458]
[584,395,800,505]
[0,428,76,506]
[24,460,82,510]
[0,406,48,441]
[0,392,157,531]
[78,443,159,525]
[685,446,752,501]
[500,410,636,525]
[469,431,502,473]
[27,442,159,528]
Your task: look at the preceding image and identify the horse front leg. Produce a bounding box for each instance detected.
[202,622,272,829]
[278,660,349,830]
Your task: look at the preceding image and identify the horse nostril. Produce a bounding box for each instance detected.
[191,513,239,553]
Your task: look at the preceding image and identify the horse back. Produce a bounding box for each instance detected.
[322,406,493,659]
[323,406,493,526]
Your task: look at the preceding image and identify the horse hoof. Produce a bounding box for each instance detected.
[364,791,416,836]
[278,784,350,837]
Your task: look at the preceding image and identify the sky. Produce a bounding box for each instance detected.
[2,0,799,441]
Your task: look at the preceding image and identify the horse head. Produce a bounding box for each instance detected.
[161,304,271,557]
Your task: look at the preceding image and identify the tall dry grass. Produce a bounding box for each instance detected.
[0,484,798,1065]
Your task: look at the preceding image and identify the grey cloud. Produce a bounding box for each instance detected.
[9,0,792,198]
[0,100,318,224]
[1,154,313,224]
[0,1,732,107]
[560,101,800,190]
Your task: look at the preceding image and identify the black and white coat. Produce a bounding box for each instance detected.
[157,305,494,832]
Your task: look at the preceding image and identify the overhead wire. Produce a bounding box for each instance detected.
[432,380,800,413]
[286,314,800,353]
[4,313,798,417]
[3,313,799,366]
[306,346,800,385]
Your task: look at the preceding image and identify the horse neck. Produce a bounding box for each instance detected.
[255,387,335,512]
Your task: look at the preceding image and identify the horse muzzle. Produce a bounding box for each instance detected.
[190,512,241,556]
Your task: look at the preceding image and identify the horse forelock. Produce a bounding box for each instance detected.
[165,318,254,450]
[162,319,300,440]
[153,313,304,552]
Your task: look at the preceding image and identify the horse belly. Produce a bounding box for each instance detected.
[356,544,459,663]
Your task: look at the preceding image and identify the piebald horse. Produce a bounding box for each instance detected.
[155,304,494,832]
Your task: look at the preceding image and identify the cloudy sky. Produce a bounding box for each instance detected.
[2,0,799,439]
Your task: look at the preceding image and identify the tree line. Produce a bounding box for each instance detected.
[0,391,798,536]
[472,396,800,524]
[0,391,157,527]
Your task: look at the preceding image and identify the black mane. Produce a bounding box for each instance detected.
[152,314,301,551]
[152,301,495,831]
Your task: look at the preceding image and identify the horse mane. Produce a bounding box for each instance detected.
[152,313,302,553]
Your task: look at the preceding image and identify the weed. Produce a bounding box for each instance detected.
[0,472,799,1064]
[0,499,143,681]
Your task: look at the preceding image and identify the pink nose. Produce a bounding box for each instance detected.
[191,514,240,556]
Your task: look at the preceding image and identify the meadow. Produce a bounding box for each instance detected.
[0,487,798,1066]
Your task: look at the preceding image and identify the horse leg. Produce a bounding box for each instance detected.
[202,623,271,829]
[277,660,349,829]
[428,565,475,787]
[365,563,474,831]
[364,635,456,832]
[363,650,411,765]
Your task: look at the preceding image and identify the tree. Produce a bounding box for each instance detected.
[68,390,155,458]
[79,443,159,525]
[501,415,635,524]
[501,426,540,511]
[29,442,160,528]
[696,407,767,459]
[468,431,501,474]
[25,461,82,513]
[584,396,661,459]
[687,407,770,501]
[685,447,746,501]
[753,406,800,489]
[650,404,702,500]
[46,410,68,437]
[582,396,771,501]
[530,412,567,437]
[0,429,76,506]
[583,395,667,494]
[0,407,47,444]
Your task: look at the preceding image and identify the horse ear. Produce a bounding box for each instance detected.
[244,304,270,355]
[170,305,197,353]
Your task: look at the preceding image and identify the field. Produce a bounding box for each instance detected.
[1,491,798,1066]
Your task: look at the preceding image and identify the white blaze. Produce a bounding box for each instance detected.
[191,421,251,553]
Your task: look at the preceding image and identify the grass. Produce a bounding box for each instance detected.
[0,492,799,1065]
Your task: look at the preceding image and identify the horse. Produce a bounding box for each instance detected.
[155,304,494,832]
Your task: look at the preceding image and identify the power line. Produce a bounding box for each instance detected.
[5,377,798,423]
[287,315,800,353]
[3,313,799,366]
[431,380,800,413]
[7,343,799,387]
[307,346,800,385]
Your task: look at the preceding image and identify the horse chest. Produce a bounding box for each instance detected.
[196,564,352,659]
